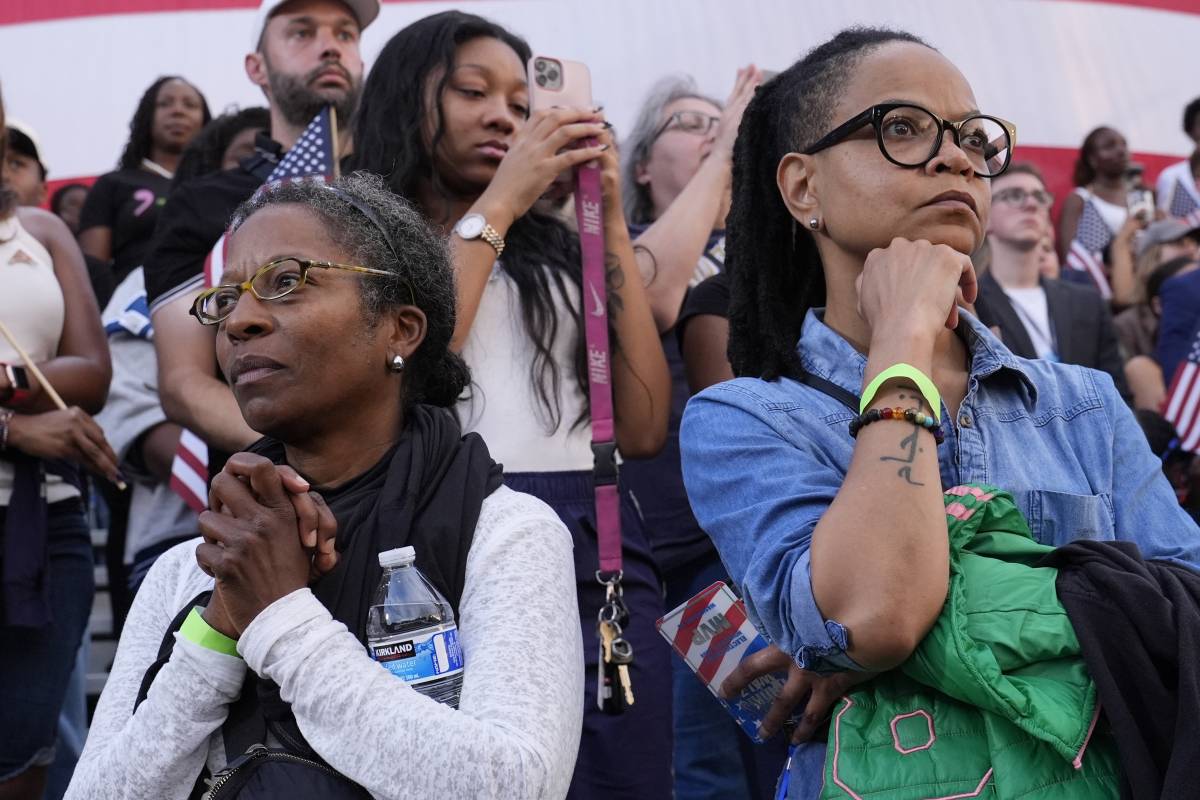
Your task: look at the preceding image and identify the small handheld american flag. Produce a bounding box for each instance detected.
[1065,198,1114,300]
[656,581,801,742]
[168,107,339,514]
[1163,327,1200,455]
[1168,180,1200,229]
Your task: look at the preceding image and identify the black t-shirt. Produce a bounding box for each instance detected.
[675,270,730,350]
[143,141,279,311]
[620,230,729,574]
[79,167,173,285]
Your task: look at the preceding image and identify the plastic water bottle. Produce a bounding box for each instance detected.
[366,546,464,708]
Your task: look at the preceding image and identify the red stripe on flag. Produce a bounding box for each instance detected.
[170,474,208,514]
[697,600,748,685]
[1066,242,1113,299]
[672,582,725,655]
[175,444,207,478]
[0,0,431,26]
[1165,362,1200,453]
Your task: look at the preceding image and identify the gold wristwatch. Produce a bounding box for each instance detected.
[454,213,505,257]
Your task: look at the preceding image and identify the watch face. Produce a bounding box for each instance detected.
[8,365,30,391]
[457,214,485,239]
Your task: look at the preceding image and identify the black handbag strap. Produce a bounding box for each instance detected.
[799,371,860,413]
[135,590,213,710]
[134,590,265,752]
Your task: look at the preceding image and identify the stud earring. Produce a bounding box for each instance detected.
[389,354,405,372]
[808,218,821,230]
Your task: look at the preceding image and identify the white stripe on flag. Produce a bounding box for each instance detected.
[1164,362,1196,423]
[1065,241,1112,299]
[204,233,227,289]
[1169,363,1200,451]
[170,428,209,512]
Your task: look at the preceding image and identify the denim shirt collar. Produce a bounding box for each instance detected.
[796,308,1039,407]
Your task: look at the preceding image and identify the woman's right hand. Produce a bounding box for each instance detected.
[711,65,763,163]
[473,107,608,228]
[5,407,122,485]
[856,238,978,341]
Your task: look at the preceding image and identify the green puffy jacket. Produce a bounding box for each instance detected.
[820,485,1121,799]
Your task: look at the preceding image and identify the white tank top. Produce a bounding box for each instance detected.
[1073,187,1127,234]
[0,212,78,505]
[456,262,593,473]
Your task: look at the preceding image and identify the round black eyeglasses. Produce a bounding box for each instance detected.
[804,103,1017,178]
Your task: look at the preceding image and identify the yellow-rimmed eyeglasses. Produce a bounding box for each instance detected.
[190,257,396,325]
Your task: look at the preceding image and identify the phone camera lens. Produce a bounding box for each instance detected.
[547,68,560,82]
[535,74,547,87]
[535,60,547,73]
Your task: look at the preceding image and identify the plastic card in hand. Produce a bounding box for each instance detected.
[656,581,796,743]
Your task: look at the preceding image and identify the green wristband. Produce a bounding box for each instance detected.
[179,607,240,657]
[860,363,942,423]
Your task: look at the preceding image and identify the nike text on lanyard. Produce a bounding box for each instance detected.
[574,156,634,715]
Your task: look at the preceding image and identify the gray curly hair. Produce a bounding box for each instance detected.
[228,171,470,409]
[621,75,722,225]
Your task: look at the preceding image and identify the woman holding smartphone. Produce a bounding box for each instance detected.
[679,28,1200,798]
[352,12,672,798]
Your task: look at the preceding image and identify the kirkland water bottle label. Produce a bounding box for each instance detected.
[370,626,464,685]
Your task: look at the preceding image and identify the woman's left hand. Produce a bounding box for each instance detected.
[594,123,623,216]
[196,453,313,633]
[719,644,877,742]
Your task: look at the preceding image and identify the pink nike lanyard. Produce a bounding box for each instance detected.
[573,158,622,578]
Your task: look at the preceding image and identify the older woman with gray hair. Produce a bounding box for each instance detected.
[66,172,583,800]
[624,68,759,332]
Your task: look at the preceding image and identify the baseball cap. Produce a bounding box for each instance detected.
[6,120,48,176]
[251,0,380,50]
[1136,217,1200,259]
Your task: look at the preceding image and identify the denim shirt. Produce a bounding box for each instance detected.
[680,309,1200,798]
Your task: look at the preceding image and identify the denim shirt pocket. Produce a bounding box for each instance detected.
[1016,489,1116,546]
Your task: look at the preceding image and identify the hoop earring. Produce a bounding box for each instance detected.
[808,218,821,231]
[389,354,405,372]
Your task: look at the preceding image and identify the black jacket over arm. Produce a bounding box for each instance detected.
[1040,541,1200,800]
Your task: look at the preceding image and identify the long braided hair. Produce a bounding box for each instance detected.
[726,27,929,381]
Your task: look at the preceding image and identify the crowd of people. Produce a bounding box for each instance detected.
[2,1,1199,798]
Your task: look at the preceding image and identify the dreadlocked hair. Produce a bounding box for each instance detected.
[726,27,931,381]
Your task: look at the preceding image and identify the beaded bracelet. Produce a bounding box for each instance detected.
[849,406,944,444]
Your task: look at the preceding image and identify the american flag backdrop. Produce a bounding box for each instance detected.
[167,106,338,514]
[1163,329,1200,455]
[1065,198,1114,300]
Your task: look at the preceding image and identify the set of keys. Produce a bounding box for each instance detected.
[596,573,635,714]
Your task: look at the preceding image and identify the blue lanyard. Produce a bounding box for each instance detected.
[774,744,797,800]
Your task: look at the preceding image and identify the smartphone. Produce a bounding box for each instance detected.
[1127,189,1154,222]
[528,55,593,114]
[1125,163,1154,221]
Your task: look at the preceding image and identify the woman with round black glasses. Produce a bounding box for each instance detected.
[679,28,1199,798]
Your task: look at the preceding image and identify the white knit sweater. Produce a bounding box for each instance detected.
[65,485,583,800]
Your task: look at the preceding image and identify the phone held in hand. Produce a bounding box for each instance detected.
[527,54,593,114]
[656,581,801,743]
[1127,188,1154,222]
[1125,163,1154,221]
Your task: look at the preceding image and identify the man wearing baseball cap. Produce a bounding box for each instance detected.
[144,0,375,489]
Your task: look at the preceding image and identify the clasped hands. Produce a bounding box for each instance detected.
[196,453,339,639]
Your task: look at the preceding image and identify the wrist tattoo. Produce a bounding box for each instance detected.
[879,427,925,486]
